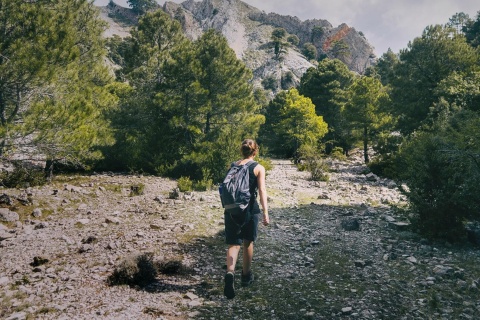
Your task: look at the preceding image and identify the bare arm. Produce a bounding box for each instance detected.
[255,164,269,226]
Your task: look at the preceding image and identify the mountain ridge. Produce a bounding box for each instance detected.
[99,0,375,92]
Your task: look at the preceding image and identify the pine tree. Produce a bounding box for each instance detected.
[185,29,264,181]
[298,58,354,153]
[0,0,116,172]
[343,76,391,163]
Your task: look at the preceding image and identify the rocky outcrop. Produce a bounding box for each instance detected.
[100,0,376,92]
[162,0,375,88]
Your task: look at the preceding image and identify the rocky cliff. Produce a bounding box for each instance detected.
[100,0,376,92]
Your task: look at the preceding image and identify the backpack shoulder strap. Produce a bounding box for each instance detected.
[245,160,256,167]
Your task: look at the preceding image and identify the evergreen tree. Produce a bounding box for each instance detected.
[0,0,116,171]
[127,0,157,15]
[303,43,318,61]
[261,89,328,158]
[186,29,264,181]
[298,58,354,153]
[101,9,189,173]
[271,28,287,58]
[374,48,399,86]
[463,11,480,48]
[343,76,391,163]
[390,24,479,134]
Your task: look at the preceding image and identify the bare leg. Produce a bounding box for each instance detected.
[226,245,241,273]
[242,240,254,275]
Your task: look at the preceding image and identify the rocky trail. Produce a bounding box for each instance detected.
[1,153,479,319]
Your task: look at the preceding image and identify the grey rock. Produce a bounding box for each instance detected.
[76,219,90,225]
[105,217,120,224]
[5,312,27,320]
[0,231,14,241]
[61,235,75,245]
[169,188,180,200]
[341,217,360,231]
[0,208,19,222]
[77,203,88,211]
[388,221,411,231]
[0,193,15,206]
[365,173,378,182]
[32,208,42,218]
[34,222,48,229]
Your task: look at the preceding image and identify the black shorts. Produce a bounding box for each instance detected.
[224,212,260,245]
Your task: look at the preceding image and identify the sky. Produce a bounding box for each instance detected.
[94,0,480,56]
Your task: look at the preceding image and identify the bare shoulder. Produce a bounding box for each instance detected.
[254,162,265,176]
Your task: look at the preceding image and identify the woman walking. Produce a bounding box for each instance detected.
[223,139,269,299]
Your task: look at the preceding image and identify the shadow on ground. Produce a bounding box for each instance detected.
[163,201,480,320]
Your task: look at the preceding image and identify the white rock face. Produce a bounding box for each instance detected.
[100,0,375,92]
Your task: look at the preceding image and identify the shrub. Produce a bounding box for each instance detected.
[287,34,299,46]
[129,183,145,196]
[108,253,157,287]
[193,178,213,191]
[177,176,193,192]
[0,161,46,188]
[256,157,273,172]
[397,111,480,240]
[330,147,347,161]
[281,71,295,90]
[296,144,330,181]
[262,76,277,91]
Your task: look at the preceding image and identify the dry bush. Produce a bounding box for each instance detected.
[108,252,157,287]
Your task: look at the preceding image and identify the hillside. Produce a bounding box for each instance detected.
[98,0,375,91]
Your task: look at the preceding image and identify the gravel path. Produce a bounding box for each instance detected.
[1,155,479,319]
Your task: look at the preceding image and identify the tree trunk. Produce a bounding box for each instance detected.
[363,125,369,163]
[205,112,211,134]
[44,159,55,182]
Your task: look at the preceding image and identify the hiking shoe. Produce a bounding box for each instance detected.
[241,272,254,287]
[224,272,235,299]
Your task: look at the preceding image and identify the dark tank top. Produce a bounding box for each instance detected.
[248,162,260,214]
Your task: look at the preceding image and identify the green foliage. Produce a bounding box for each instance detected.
[281,71,295,90]
[396,110,480,240]
[260,89,328,158]
[330,40,350,60]
[296,144,330,181]
[127,0,157,14]
[271,28,287,58]
[129,184,145,196]
[271,28,287,40]
[177,177,193,192]
[434,71,480,112]
[287,35,300,46]
[330,147,347,160]
[303,42,317,60]
[298,58,354,152]
[390,24,479,134]
[105,19,264,182]
[447,12,470,34]
[374,48,399,86]
[0,162,46,188]
[262,76,277,91]
[463,11,480,47]
[311,26,325,43]
[343,76,392,163]
[0,0,116,173]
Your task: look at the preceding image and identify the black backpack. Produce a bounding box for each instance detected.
[220,161,256,226]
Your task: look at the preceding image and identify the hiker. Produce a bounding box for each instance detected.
[223,139,269,299]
